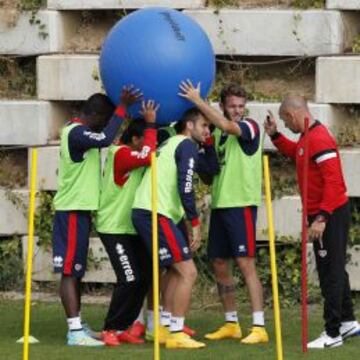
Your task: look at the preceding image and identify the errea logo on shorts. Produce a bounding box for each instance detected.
[74,264,82,272]
[238,245,246,253]
[53,256,63,268]
[159,248,171,261]
[115,243,135,282]
[183,246,189,254]
[116,243,125,255]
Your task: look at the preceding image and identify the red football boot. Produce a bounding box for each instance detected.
[128,321,146,338]
[117,330,145,344]
[101,330,120,346]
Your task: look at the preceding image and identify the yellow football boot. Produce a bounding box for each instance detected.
[145,325,170,344]
[205,323,242,340]
[166,332,206,349]
[241,326,269,344]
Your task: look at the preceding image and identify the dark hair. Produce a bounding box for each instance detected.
[82,93,115,119]
[220,83,247,104]
[120,118,147,144]
[174,107,203,134]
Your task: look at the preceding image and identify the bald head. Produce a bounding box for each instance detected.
[279,95,309,116]
[278,95,313,134]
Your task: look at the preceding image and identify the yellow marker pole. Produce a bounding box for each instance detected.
[263,155,284,360]
[23,148,38,360]
[151,152,160,360]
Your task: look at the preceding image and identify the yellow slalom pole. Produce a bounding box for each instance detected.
[263,155,284,360]
[151,152,160,360]
[23,148,38,360]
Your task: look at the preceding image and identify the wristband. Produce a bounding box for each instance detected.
[270,131,281,140]
[191,218,200,227]
[204,135,215,147]
[115,105,126,118]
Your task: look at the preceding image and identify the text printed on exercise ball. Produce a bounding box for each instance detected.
[100,7,215,125]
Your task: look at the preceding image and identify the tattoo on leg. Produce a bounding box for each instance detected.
[217,282,236,296]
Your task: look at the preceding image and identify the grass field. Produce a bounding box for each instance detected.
[1,299,359,360]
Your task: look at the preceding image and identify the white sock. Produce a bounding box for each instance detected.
[147,310,154,332]
[253,311,265,326]
[67,316,82,331]
[225,311,238,323]
[160,311,171,327]
[341,320,357,325]
[136,307,145,324]
[170,317,184,333]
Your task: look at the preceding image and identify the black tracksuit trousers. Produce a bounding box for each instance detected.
[99,233,152,331]
[310,202,355,337]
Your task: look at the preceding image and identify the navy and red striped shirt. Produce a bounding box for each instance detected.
[271,121,348,218]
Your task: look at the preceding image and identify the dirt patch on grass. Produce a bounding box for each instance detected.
[0,149,27,188]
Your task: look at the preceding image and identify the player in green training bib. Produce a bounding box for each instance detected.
[52,87,141,347]
[95,101,158,346]
[179,81,269,345]
[132,108,218,349]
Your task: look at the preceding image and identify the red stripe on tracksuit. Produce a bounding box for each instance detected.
[244,207,255,257]
[159,217,182,262]
[64,212,78,274]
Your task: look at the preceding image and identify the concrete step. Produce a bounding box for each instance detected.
[340,149,360,197]
[0,101,66,146]
[327,0,360,9]
[316,56,360,104]
[47,0,205,9]
[37,54,360,108]
[37,55,101,100]
[0,189,28,236]
[257,196,302,241]
[22,236,116,283]
[0,10,78,55]
[307,243,360,291]
[345,244,360,291]
[29,146,107,191]
[32,146,59,191]
[18,9,359,58]
[184,9,360,56]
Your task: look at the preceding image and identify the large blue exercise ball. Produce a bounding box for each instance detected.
[100,7,215,125]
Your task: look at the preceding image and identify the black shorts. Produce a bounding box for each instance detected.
[132,209,192,267]
[208,207,257,259]
[52,211,91,278]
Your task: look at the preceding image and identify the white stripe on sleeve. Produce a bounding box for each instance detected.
[242,120,256,140]
[315,152,337,164]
